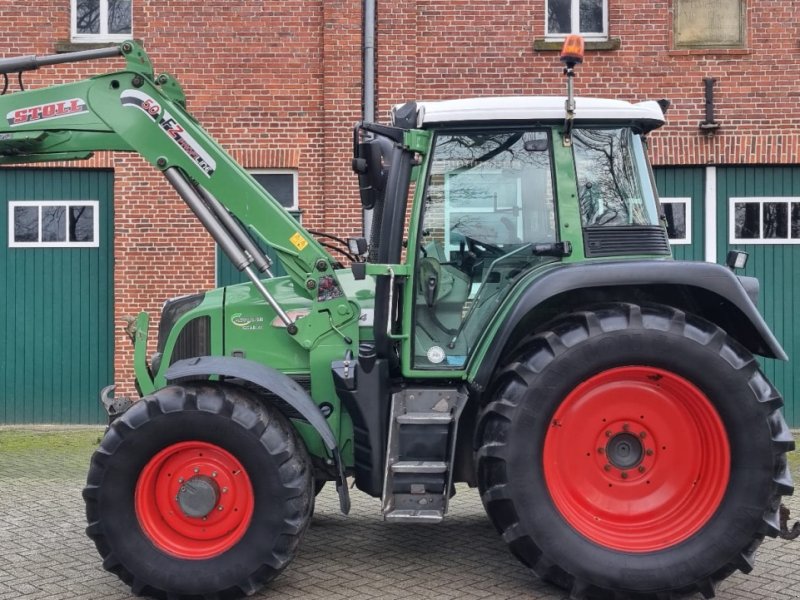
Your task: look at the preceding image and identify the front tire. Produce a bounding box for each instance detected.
[84,383,313,599]
[476,303,794,599]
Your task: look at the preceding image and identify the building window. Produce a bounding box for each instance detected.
[250,170,298,211]
[661,198,692,244]
[71,0,132,43]
[8,201,99,248]
[546,0,608,40]
[673,0,744,49]
[730,197,800,244]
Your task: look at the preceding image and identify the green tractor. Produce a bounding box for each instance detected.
[0,36,793,599]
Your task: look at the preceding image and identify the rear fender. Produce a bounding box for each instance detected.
[165,356,350,514]
[470,260,786,392]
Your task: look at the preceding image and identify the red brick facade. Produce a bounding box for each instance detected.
[0,1,798,394]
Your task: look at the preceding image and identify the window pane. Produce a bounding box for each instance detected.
[579,0,603,33]
[13,206,38,242]
[69,205,94,242]
[42,206,66,242]
[573,129,655,227]
[663,203,686,239]
[548,0,572,34]
[792,203,800,238]
[108,0,132,34]
[76,0,100,34]
[763,202,788,239]
[252,173,295,208]
[734,203,759,239]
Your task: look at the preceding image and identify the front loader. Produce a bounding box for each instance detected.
[0,36,794,600]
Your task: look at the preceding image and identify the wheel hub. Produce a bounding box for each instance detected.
[177,475,220,518]
[605,432,643,470]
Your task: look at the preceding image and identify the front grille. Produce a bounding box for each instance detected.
[157,293,205,353]
[169,316,211,365]
[583,225,671,258]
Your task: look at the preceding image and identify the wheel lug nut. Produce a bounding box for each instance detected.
[639,431,647,439]
[604,464,612,471]
[218,506,224,511]
[646,449,654,456]
[222,487,228,493]
[638,466,646,473]
[605,430,612,437]
[193,467,200,474]
[597,448,604,454]
[178,477,184,483]
[621,471,629,479]
[622,423,629,432]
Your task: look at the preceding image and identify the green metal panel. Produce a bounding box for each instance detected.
[216,210,301,287]
[0,168,113,423]
[653,166,705,261]
[716,166,800,427]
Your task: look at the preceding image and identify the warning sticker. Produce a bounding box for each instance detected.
[289,232,308,251]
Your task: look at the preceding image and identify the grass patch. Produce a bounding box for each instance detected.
[0,427,105,480]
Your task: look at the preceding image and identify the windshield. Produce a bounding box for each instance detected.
[412,129,558,369]
[573,128,659,227]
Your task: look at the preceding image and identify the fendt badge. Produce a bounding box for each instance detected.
[7,98,88,126]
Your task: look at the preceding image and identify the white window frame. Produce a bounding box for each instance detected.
[71,0,132,44]
[249,169,299,211]
[545,0,608,41]
[8,200,100,248]
[729,197,800,245]
[660,197,692,245]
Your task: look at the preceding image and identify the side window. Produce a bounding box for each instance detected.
[730,197,800,244]
[673,0,744,49]
[72,0,132,43]
[546,0,608,40]
[573,128,660,227]
[9,201,99,248]
[660,198,692,244]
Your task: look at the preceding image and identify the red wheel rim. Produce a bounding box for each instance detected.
[135,441,254,559]
[543,366,730,552]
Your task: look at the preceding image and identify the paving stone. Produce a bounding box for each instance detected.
[1,426,798,600]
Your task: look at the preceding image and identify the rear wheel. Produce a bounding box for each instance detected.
[84,383,313,599]
[476,303,794,599]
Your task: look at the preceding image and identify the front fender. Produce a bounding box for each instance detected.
[165,355,350,514]
[469,260,786,391]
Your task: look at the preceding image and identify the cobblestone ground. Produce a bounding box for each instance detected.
[1,426,798,600]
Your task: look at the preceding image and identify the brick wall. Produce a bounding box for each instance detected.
[1,0,798,396]
[375,0,800,165]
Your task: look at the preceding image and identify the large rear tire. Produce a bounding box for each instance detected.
[476,303,794,599]
[84,383,313,599]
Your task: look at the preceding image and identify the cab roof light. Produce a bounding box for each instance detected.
[560,34,585,67]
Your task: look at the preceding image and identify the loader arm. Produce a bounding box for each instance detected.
[0,41,357,348]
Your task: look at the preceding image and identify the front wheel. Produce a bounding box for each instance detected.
[84,383,313,599]
[477,303,794,599]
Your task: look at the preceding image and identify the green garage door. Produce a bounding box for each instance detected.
[717,166,800,427]
[653,166,705,261]
[0,169,113,423]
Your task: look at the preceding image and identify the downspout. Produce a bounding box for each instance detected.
[362,0,376,240]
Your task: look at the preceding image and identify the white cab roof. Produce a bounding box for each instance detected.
[393,96,666,131]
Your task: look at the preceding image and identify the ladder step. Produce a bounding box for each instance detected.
[396,412,452,425]
[391,461,448,474]
[384,509,444,523]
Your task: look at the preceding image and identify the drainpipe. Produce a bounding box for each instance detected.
[362,0,376,240]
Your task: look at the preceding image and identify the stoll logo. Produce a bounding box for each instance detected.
[230,313,264,331]
[7,98,88,126]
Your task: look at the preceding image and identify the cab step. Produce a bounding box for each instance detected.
[381,387,467,523]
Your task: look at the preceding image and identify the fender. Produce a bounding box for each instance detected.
[470,260,787,391]
[165,355,350,514]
